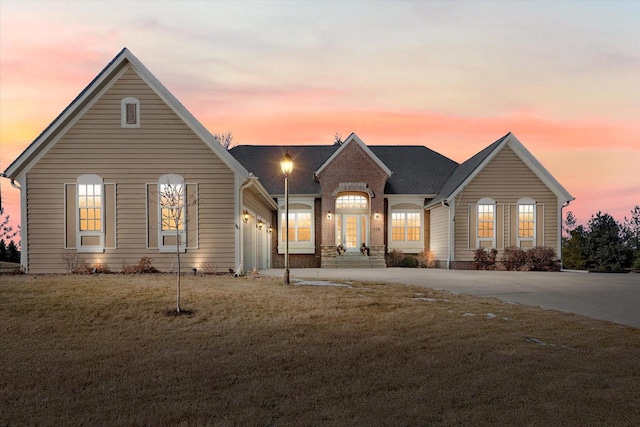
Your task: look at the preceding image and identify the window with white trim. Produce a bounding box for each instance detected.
[391,212,421,241]
[387,200,424,253]
[121,97,140,128]
[278,198,315,254]
[517,198,536,247]
[77,174,104,252]
[477,198,496,248]
[336,195,367,209]
[158,174,185,252]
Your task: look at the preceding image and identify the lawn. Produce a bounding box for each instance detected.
[1,273,638,426]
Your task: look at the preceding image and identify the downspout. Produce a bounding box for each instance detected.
[237,176,253,276]
[559,199,572,270]
[442,200,452,269]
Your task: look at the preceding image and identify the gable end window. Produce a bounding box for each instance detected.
[121,97,140,128]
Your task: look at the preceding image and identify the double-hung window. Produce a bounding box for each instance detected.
[391,212,421,242]
[76,174,104,252]
[517,198,536,247]
[158,174,186,252]
[477,198,496,248]
[278,198,314,254]
[387,200,424,253]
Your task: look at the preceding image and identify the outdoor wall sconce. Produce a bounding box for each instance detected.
[268,226,272,234]
[257,219,264,230]
[242,211,249,223]
[374,212,380,220]
[327,210,332,220]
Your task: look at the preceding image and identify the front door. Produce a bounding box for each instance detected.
[337,214,368,252]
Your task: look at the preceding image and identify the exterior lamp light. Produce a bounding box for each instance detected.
[268,226,272,234]
[374,212,380,220]
[281,153,293,285]
[243,211,249,223]
[327,210,332,220]
[257,219,264,230]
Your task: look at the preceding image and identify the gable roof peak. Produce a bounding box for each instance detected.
[314,132,392,177]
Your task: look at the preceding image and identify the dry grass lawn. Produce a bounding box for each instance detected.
[1,273,638,426]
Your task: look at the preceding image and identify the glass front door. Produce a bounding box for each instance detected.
[337,214,368,252]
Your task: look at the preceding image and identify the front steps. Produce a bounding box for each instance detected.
[322,253,387,268]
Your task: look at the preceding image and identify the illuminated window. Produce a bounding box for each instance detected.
[78,183,102,231]
[518,204,534,238]
[158,174,186,252]
[336,195,368,209]
[76,174,105,252]
[477,205,494,238]
[160,183,185,232]
[517,198,536,247]
[392,212,421,241]
[281,212,311,242]
[476,198,496,248]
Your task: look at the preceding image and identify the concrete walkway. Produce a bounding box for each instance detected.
[260,268,640,328]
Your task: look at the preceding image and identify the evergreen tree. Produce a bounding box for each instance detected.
[7,240,20,263]
[584,212,631,271]
[0,239,6,262]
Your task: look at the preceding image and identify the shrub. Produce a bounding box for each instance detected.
[91,263,111,274]
[474,248,497,270]
[416,250,436,268]
[526,247,558,271]
[63,252,89,274]
[400,255,419,268]
[387,249,404,267]
[501,247,527,271]
[122,257,159,274]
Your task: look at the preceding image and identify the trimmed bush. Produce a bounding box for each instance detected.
[526,247,557,271]
[501,247,527,271]
[400,256,419,268]
[474,248,497,270]
[387,249,404,267]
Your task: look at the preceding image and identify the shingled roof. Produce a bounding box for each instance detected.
[426,133,510,207]
[229,144,458,196]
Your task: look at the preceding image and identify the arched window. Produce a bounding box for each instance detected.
[77,174,104,252]
[477,197,496,248]
[336,194,368,210]
[517,197,536,247]
[158,174,186,252]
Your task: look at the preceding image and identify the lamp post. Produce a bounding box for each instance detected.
[281,153,293,285]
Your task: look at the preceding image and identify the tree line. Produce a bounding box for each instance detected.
[563,205,640,271]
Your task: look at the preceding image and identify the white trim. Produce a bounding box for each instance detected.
[158,174,186,253]
[314,133,392,177]
[105,183,117,250]
[76,174,105,253]
[476,197,496,249]
[5,65,128,178]
[441,133,574,207]
[516,198,536,248]
[387,205,424,253]
[277,196,315,254]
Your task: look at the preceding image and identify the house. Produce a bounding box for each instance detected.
[3,48,574,273]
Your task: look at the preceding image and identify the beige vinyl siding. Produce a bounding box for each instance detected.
[26,66,236,273]
[453,145,559,261]
[429,205,449,264]
[243,189,273,225]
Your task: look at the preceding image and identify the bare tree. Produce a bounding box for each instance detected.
[213,131,236,150]
[333,132,343,146]
[159,179,194,313]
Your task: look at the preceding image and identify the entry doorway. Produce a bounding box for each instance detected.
[337,214,368,252]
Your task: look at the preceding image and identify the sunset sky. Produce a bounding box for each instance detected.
[1,0,639,233]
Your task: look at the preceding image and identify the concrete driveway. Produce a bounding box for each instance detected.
[260,268,640,328]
